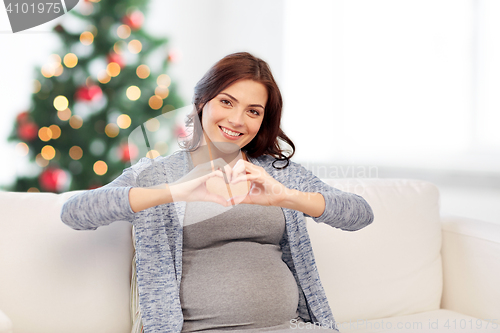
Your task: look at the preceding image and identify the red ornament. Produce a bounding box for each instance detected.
[174,124,187,138]
[39,168,67,192]
[18,122,39,141]
[119,143,138,162]
[16,111,30,124]
[53,24,65,33]
[75,85,103,102]
[122,10,144,30]
[167,49,180,63]
[107,52,125,68]
[88,183,101,190]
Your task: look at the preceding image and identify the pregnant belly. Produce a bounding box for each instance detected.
[180,241,299,330]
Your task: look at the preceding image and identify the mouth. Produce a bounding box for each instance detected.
[219,126,243,139]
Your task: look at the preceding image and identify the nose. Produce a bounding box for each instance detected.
[227,109,244,127]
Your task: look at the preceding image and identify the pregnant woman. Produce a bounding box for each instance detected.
[61,52,374,333]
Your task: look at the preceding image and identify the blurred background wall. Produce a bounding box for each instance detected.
[1,0,499,223]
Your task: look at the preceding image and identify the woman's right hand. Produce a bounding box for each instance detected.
[169,158,231,206]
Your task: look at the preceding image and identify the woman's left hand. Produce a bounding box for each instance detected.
[228,159,292,206]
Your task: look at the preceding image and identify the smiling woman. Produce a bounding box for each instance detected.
[201,79,267,149]
[183,52,294,165]
[60,52,374,333]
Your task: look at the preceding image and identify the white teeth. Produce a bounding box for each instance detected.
[220,126,241,137]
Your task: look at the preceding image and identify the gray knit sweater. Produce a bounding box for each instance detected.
[60,150,374,333]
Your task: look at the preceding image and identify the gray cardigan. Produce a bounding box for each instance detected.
[61,150,374,333]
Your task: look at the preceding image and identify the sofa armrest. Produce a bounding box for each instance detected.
[0,309,13,333]
[441,215,500,320]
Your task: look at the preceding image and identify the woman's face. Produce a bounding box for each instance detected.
[201,79,267,151]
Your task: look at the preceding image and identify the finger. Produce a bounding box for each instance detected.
[230,175,251,185]
[231,173,262,185]
[231,159,245,176]
[211,158,233,183]
[231,159,248,182]
[222,163,232,183]
[201,169,224,182]
[205,192,230,207]
[220,169,230,184]
[237,161,265,181]
[210,169,225,179]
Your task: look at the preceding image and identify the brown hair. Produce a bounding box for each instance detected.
[181,52,295,168]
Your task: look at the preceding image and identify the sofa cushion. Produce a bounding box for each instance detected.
[0,191,133,333]
[0,309,13,333]
[441,215,500,320]
[306,179,442,323]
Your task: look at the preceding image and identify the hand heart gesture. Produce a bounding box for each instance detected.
[169,157,250,207]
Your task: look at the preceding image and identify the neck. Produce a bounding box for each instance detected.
[189,145,247,168]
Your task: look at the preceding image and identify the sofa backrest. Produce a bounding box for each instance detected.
[306,178,442,324]
[0,191,133,333]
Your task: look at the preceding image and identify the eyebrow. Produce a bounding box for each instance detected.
[219,92,265,110]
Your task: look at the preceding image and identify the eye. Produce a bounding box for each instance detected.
[248,109,261,116]
[221,99,232,106]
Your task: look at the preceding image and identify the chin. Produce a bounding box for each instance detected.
[212,141,242,156]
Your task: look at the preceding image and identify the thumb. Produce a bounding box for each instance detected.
[200,169,224,183]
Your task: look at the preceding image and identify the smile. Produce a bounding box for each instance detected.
[219,126,243,138]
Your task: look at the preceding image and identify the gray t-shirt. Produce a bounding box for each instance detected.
[180,201,301,332]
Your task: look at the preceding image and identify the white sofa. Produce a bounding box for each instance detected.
[0,178,499,333]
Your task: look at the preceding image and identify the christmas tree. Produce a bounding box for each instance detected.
[6,0,185,193]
